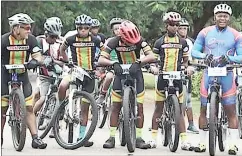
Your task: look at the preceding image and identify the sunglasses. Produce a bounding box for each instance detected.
[169,23,180,27]
[78,26,90,30]
[20,25,31,31]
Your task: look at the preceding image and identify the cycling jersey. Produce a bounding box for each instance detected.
[153,34,189,71]
[1,32,41,72]
[63,34,104,70]
[153,33,188,103]
[192,25,242,63]
[36,35,62,77]
[186,37,194,61]
[104,37,118,61]
[94,33,106,44]
[101,36,153,104]
[101,36,153,64]
[192,25,242,106]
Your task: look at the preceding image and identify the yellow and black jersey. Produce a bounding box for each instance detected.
[63,34,104,70]
[153,34,189,71]
[1,32,41,72]
[101,36,153,64]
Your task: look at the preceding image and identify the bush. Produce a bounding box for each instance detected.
[191,71,203,99]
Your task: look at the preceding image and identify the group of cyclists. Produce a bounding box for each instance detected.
[1,3,242,155]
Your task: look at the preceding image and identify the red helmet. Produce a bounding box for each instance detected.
[119,20,141,44]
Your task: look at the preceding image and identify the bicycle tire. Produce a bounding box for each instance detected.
[168,95,180,152]
[209,92,218,156]
[53,91,98,150]
[39,93,59,139]
[123,87,136,153]
[237,93,242,139]
[118,111,126,146]
[97,102,108,128]
[161,117,169,147]
[10,88,27,151]
[218,106,227,152]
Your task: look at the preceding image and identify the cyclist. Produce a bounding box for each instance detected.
[177,18,199,134]
[191,4,242,155]
[90,18,106,44]
[33,17,64,138]
[96,17,123,105]
[58,14,103,147]
[148,12,193,150]
[1,13,48,149]
[98,20,156,149]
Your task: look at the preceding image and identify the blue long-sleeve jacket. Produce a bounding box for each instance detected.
[191,25,242,64]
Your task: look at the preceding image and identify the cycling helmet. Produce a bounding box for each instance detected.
[119,20,141,44]
[75,14,92,26]
[110,17,123,29]
[8,13,34,27]
[163,12,181,23]
[92,19,101,27]
[214,4,232,15]
[179,18,189,27]
[44,18,62,36]
[47,17,63,28]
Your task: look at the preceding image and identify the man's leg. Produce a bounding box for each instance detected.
[186,77,199,133]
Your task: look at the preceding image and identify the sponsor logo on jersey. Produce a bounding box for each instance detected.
[116,45,136,52]
[7,45,29,51]
[161,43,182,49]
[73,42,95,47]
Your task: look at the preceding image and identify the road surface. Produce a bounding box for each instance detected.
[2,72,242,156]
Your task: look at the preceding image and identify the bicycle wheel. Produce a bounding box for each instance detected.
[53,91,98,150]
[237,93,242,139]
[123,87,136,153]
[218,107,227,152]
[118,111,126,146]
[39,93,59,139]
[159,115,168,147]
[209,92,218,156]
[167,95,180,152]
[10,88,27,151]
[97,100,108,128]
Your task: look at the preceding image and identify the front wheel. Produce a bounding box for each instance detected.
[209,92,218,156]
[9,88,27,151]
[123,87,136,153]
[218,107,227,152]
[167,95,180,152]
[53,91,98,150]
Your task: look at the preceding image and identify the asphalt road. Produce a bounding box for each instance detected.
[2,72,242,156]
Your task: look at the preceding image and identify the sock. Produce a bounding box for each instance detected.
[32,134,38,139]
[151,129,158,141]
[228,128,239,148]
[110,127,116,137]
[79,126,86,139]
[136,128,142,138]
[199,129,207,145]
[180,132,187,142]
[188,121,194,126]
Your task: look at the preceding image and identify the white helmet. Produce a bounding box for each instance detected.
[75,14,92,26]
[8,13,34,27]
[163,12,181,23]
[47,17,63,28]
[44,18,62,36]
[92,19,101,27]
[179,18,189,26]
[214,4,232,15]
[110,17,123,28]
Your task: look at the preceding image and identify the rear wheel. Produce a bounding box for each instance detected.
[218,107,227,152]
[10,88,27,151]
[123,87,136,153]
[118,111,126,146]
[209,92,218,156]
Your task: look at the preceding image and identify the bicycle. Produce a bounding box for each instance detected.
[52,61,98,150]
[113,64,138,153]
[156,69,186,152]
[2,60,38,151]
[36,66,63,139]
[236,67,242,139]
[192,63,242,156]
